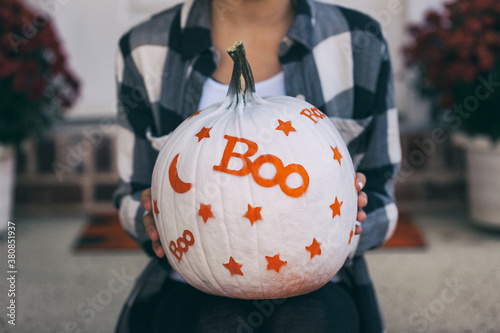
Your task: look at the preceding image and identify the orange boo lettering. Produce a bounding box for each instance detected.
[169,230,195,262]
[300,107,325,124]
[214,135,309,198]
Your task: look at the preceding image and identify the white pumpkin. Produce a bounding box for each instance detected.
[151,41,357,299]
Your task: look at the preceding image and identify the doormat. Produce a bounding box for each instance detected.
[73,211,425,251]
[382,212,426,249]
[73,212,139,251]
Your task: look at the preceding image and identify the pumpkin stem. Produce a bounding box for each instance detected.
[226,41,256,107]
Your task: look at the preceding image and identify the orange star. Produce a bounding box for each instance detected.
[243,204,262,226]
[198,204,214,223]
[153,199,160,218]
[266,254,287,273]
[348,228,354,245]
[306,238,321,259]
[223,257,243,276]
[331,146,342,165]
[275,120,296,136]
[330,197,343,219]
[195,127,211,142]
[188,110,201,119]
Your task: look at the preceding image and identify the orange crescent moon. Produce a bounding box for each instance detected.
[169,154,192,194]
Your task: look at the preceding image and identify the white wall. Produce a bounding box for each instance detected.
[27,0,182,118]
[32,0,444,121]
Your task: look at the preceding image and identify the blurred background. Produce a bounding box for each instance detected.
[1,0,499,332]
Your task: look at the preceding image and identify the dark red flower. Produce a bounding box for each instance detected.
[29,77,47,101]
[476,46,496,72]
[482,32,500,47]
[440,93,455,108]
[475,0,494,10]
[0,0,80,110]
[460,63,479,83]
[0,55,22,78]
[457,48,472,60]
[465,18,483,33]
[407,24,422,37]
[402,0,500,119]
[12,73,28,94]
[425,11,442,26]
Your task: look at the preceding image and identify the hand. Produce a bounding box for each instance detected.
[141,188,165,258]
[355,172,367,235]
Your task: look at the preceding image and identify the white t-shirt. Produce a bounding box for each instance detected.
[197,71,286,110]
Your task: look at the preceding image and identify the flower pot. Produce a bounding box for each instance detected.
[0,145,15,234]
[453,133,500,229]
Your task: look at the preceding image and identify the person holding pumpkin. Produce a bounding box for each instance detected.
[114,0,401,332]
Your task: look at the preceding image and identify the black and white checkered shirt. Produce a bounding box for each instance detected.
[114,0,400,271]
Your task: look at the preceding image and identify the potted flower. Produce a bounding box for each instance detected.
[403,0,500,228]
[0,0,80,235]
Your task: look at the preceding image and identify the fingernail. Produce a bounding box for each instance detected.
[363,198,367,205]
[358,182,364,191]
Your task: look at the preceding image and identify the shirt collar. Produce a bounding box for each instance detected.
[178,0,213,59]
[178,0,317,59]
[286,0,317,50]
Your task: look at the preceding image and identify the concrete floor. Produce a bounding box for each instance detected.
[0,206,499,333]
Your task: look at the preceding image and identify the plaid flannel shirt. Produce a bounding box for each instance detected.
[115,0,401,332]
[114,0,401,255]
[114,2,400,328]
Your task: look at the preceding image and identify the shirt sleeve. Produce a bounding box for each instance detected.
[113,33,159,256]
[355,35,401,256]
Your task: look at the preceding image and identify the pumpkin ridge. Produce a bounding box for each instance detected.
[153,137,170,265]
[268,114,289,298]
[250,180,265,299]
[293,105,336,213]
[172,128,217,289]
[216,142,248,298]
[297,276,308,295]
[284,130,308,296]
[191,120,234,297]
[236,109,259,299]
[246,173,264,299]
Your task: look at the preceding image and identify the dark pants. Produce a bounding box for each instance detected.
[152,279,359,333]
[115,259,385,333]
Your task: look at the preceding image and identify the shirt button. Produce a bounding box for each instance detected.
[296,94,305,100]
